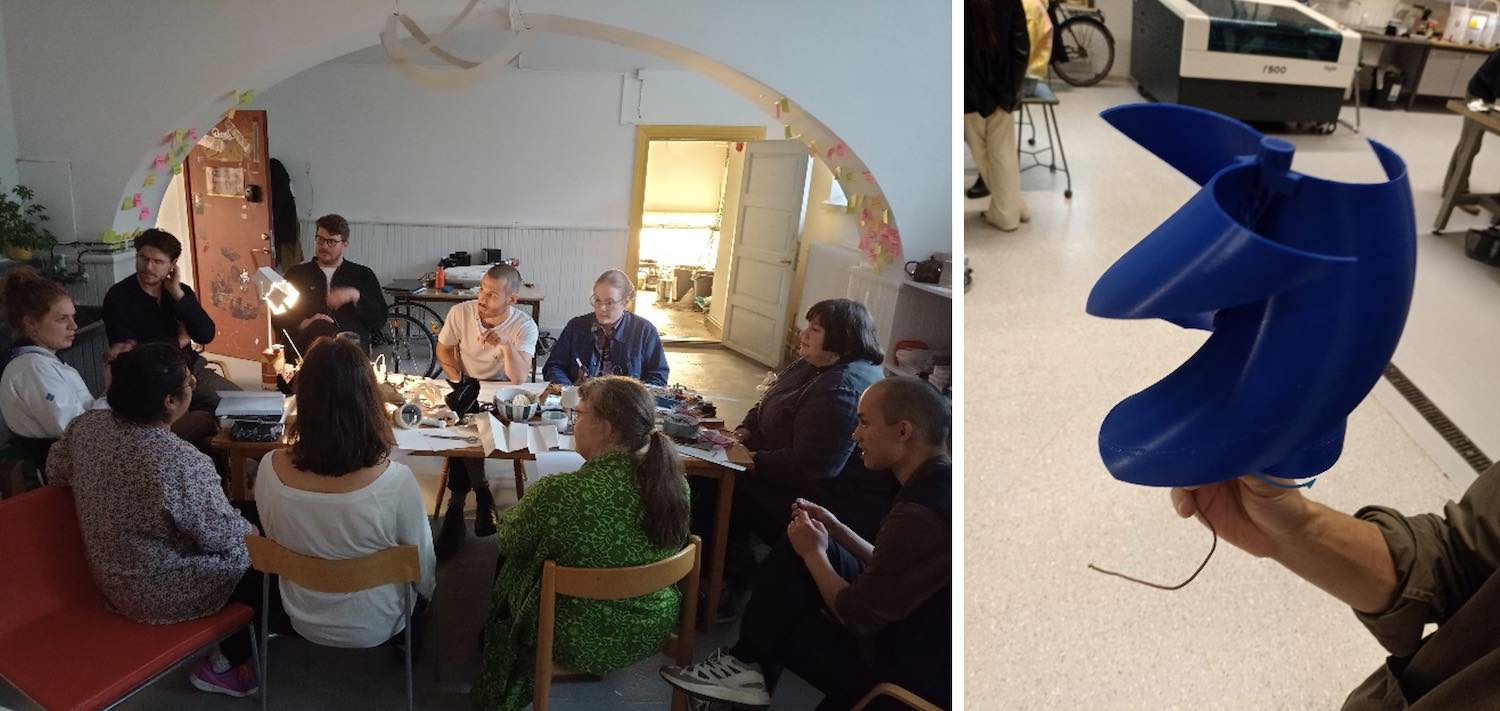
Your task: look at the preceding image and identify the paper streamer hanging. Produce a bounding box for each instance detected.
[381,2,534,90]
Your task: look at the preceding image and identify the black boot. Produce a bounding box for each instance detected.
[473,485,497,538]
[434,494,467,562]
[965,175,989,199]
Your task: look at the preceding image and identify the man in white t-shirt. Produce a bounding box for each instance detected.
[434,263,538,560]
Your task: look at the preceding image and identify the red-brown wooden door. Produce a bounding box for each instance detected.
[183,110,274,360]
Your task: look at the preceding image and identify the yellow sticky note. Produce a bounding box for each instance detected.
[170,164,182,175]
[173,129,184,144]
[143,174,157,188]
[784,124,795,139]
[777,97,790,113]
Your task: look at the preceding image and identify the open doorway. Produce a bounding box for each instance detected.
[628,125,765,346]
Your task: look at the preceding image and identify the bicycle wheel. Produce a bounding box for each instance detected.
[1052,16,1115,88]
[391,300,444,340]
[371,313,439,378]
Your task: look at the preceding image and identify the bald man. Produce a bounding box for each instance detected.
[662,377,952,710]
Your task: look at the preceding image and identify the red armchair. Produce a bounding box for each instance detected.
[0,486,255,710]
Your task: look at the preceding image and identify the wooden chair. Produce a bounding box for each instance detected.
[243,535,423,711]
[534,535,701,711]
[850,682,945,711]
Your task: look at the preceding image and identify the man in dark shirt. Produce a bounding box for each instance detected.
[272,214,387,357]
[101,228,238,416]
[662,377,952,710]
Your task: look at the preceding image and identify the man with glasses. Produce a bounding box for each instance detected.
[433,263,538,559]
[273,214,387,357]
[541,269,669,386]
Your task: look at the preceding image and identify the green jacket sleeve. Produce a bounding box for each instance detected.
[1353,462,1500,657]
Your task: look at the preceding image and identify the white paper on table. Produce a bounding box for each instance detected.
[475,413,501,455]
[499,422,526,452]
[675,442,747,471]
[557,434,576,451]
[392,427,473,452]
[527,424,560,453]
[534,451,585,479]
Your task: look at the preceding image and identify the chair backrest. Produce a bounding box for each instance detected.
[851,682,945,711]
[534,535,701,711]
[0,487,102,636]
[547,536,700,601]
[244,534,420,594]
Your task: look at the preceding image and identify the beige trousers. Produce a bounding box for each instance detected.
[964,109,1027,231]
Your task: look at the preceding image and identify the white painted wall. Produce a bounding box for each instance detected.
[0,0,950,261]
[643,140,728,213]
[0,1,16,187]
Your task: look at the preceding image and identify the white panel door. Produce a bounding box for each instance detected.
[722,140,809,367]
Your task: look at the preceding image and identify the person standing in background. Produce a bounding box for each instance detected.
[963,0,1032,232]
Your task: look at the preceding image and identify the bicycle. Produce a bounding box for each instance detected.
[1048,0,1115,88]
[370,312,440,378]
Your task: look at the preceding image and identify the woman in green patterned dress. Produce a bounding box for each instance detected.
[475,375,691,710]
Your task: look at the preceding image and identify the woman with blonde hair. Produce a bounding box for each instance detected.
[541,269,669,385]
[475,375,689,710]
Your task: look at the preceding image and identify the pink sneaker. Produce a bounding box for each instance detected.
[189,657,259,698]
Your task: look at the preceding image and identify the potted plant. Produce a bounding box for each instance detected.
[0,181,56,261]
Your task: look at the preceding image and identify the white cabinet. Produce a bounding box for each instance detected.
[1418,49,1468,98]
[845,265,952,376]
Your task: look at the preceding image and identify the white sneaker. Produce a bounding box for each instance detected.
[660,648,771,708]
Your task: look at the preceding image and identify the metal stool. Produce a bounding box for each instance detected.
[1016,82,1073,199]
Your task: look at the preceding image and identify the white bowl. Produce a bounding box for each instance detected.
[494,387,539,423]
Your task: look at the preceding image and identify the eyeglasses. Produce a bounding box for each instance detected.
[315,237,345,246]
[591,296,625,308]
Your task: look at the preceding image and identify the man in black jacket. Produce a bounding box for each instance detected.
[662,377,952,710]
[963,0,1031,231]
[273,214,387,357]
[102,228,240,451]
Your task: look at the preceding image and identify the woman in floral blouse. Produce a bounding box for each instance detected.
[474,376,690,710]
[47,342,256,695]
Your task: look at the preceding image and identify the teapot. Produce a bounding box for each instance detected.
[905,256,943,284]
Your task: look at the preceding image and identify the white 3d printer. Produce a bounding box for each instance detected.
[1132,0,1361,126]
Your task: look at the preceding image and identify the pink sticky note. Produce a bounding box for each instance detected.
[131,193,142,207]
[138,206,151,221]
[186,129,198,142]
[152,154,167,170]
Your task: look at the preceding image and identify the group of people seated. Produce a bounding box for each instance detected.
[0,220,953,709]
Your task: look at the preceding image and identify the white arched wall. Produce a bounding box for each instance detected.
[0,0,950,264]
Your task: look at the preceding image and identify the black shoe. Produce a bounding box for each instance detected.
[965,175,989,199]
[435,497,467,562]
[473,486,497,538]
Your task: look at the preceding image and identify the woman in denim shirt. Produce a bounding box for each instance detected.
[541,270,669,386]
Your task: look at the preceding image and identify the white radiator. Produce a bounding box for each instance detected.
[845,263,903,354]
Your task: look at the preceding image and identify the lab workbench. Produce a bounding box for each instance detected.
[1359,31,1496,111]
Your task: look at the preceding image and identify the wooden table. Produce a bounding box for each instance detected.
[384,282,546,326]
[210,430,750,630]
[1435,99,1500,233]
